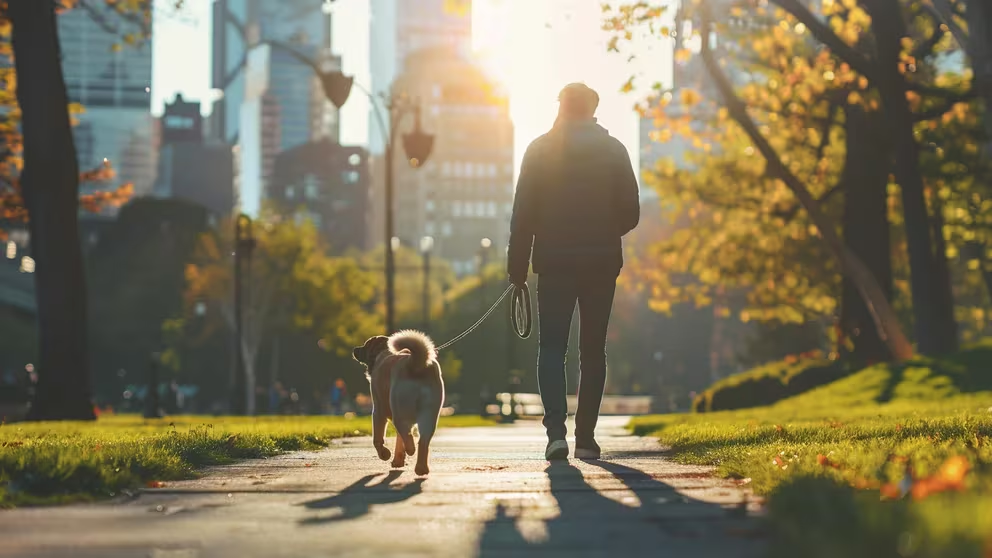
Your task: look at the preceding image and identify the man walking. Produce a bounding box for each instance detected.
[506,83,640,460]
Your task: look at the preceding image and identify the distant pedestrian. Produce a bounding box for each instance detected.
[269,381,285,415]
[506,83,640,461]
[330,378,347,416]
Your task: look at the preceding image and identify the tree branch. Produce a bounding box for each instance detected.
[770,0,881,83]
[925,0,972,58]
[913,88,980,121]
[912,26,946,60]
[75,0,120,36]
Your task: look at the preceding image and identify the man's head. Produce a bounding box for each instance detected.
[557,83,599,121]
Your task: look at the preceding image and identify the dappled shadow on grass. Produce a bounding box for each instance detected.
[296,470,424,526]
[476,460,763,557]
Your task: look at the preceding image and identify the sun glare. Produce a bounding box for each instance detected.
[473,0,668,181]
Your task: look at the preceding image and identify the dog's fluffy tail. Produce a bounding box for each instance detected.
[388,330,437,373]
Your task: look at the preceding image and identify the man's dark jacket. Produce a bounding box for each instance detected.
[506,119,640,282]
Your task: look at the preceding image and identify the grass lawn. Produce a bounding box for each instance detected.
[0,414,493,507]
[630,344,992,558]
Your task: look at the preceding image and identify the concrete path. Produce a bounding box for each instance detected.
[0,417,766,558]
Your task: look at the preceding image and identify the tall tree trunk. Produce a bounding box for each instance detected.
[10,0,95,421]
[870,0,958,355]
[930,196,959,350]
[840,107,893,365]
[963,0,992,151]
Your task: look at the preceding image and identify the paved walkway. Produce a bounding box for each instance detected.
[0,417,766,558]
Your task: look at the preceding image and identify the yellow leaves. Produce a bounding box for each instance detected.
[442,0,470,16]
[650,128,673,144]
[674,48,691,64]
[905,90,922,111]
[620,76,635,94]
[679,88,701,107]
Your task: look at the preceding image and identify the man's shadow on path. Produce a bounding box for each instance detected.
[477,460,762,557]
[296,470,424,526]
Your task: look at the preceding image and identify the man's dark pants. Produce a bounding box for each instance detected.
[536,273,617,442]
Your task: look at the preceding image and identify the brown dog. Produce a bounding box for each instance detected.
[352,330,444,476]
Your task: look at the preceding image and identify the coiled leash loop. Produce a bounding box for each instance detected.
[434,283,533,352]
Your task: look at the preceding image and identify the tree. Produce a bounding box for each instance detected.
[1,0,159,420]
[609,0,983,360]
[184,214,380,415]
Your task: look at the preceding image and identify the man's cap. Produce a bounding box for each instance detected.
[558,83,599,112]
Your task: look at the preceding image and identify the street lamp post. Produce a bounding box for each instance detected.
[232,214,256,415]
[420,236,434,332]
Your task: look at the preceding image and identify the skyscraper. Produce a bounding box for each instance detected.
[376,45,514,275]
[210,0,337,146]
[368,0,473,154]
[59,7,156,199]
[210,0,339,215]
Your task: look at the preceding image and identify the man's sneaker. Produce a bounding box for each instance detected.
[574,439,601,460]
[545,439,569,460]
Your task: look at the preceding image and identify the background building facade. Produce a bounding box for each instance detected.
[59,6,157,200]
[154,95,235,217]
[270,140,370,254]
[378,46,514,275]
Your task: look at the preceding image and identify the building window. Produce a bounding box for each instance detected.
[441,222,452,237]
[442,161,451,176]
[504,202,513,214]
[487,202,497,217]
[452,201,462,217]
[305,183,319,200]
[286,185,296,199]
[343,170,360,184]
[465,163,474,178]
[454,162,463,177]
[477,163,487,177]
[476,201,486,216]
[488,164,497,177]
[425,221,435,235]
[426,199,436,212]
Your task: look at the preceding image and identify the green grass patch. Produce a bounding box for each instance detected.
[632,342,992,556]
[0,414,494,507]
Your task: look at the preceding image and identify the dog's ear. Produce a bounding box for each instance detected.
[352,346,364,363]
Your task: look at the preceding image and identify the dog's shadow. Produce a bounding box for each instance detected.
[297,470,425,526]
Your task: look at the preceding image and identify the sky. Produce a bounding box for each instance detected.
[150,0,673,179]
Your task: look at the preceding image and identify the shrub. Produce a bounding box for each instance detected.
[692,358,848,413]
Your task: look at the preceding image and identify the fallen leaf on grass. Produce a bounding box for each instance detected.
[817,454,841,469]
[146,481,166,488]
[910,455,969,500]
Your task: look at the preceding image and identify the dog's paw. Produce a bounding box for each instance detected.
[376,446,392,461]
[391,458,405,468]
[414,463,430,476]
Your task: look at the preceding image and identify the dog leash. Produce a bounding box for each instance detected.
[434,283,533,352]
